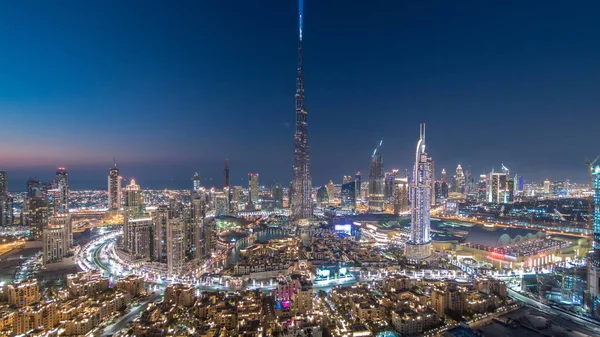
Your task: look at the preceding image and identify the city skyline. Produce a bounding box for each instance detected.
[1,1,599,188]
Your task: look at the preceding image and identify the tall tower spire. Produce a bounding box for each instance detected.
[291,0,312,222]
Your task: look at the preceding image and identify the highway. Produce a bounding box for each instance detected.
[507,288,600,335]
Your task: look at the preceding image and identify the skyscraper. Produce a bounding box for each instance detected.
[192,172,201,193]
[0,171,12,226]
[248,173,259,205]
[291,0,313,222]
[108,162,121,211]
[0,171,6,195]
[405,124,433,262]
[52,167,69,214]
[123,179,144,221]
[587,156,600,317]
[167,217,186,275]
[454,164,465,194]
[355,171,362,201]
[393,177,410,215]
[441,168,447,183]
[488,171,507,204]
[477,174,488,202]
[223,160,230,189]
[341,181,356,210]
[271,184,284,209]
[368,140,385,211]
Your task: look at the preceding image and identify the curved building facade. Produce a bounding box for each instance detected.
[405,124,433,261]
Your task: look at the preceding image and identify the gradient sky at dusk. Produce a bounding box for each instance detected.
[1,0,600,190]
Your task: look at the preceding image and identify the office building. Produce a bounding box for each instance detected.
[477,174,487,202]
[543,179,551,194]
[405,124,432,262]
[368,140,385,211]
[355,172,362,201]
[441,168,447,182]
[167,217,186,275]
[316,186,328,206]
[488,172,507,204]
[341,180,356,210]
[248,173,259,206]
[271,184,284,209]
[108,162,122,211]
[384,169,399,203]
[453,164,465,194]
[52,167,69,214]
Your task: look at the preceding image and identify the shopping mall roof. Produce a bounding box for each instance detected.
[464,226,545,248]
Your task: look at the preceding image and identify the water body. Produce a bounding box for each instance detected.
[225,228,289,266]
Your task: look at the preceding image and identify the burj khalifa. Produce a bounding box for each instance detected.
[291,0,313,222]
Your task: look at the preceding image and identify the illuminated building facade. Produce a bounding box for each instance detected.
[589,157,600,317]
[368,140,385,211]
[453,164,465,194]
[405,124,432,261]
[248,173,259,206]
[341,180,356,210]
[477,174,487,202]
[108,162,121,211]
[52,167,69,214]
[123,179,144,220]
[488,171,507,204]
[42,223,68,264]
[167,217,186,275]
[291,0,313,222]
[153,205,168,263]
[192,172,201,193]
[124,217,152,259]
[393,177,410,215]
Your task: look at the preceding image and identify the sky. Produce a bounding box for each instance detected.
[1,0,599,190]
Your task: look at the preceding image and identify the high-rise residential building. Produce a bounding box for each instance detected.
[368,140,385,211]
[123,179,144,220]
[24,196,48,240]
[167,217,186,275]
[203,218,217,258]
[192,172,201,193]
[342,175,353,184]
[0,171,6,195]
[543,179,551,194]
[50,214,72,249]
[405,124,432,262]
[0,171,11,226]
[124,217,152,259]
[153,205,169,263]
[588,157,600,317]
[291,0,313,222]
[0,194,13,226]
[42,223,68,265]
[453,164,465,194]
[393,177,410,215]
[248,173,259,206]
[441,168,447,183]
[488,171,507,204]
[108,162,121,211]
[192,196,205,259]
[51,167,69,214]
[213,190,229,216]
[341,181,356,210]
